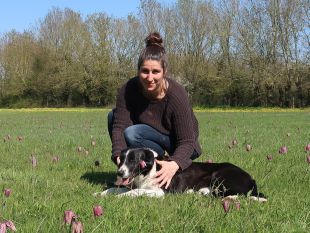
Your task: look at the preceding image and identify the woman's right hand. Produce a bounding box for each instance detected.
[116,156,120,166]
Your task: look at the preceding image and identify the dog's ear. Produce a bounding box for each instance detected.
[140,148,156,168]
[139,160,147,169]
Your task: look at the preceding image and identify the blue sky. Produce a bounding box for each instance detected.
[0,0,175,35]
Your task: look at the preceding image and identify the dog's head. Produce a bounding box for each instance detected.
[117,147,158,186]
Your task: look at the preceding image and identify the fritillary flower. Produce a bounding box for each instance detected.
[222,200,230,213]
[71,221,83,233]
[31,155,37,168]
[93,205,104,217]
[232,139,237,146]
[4,188,11,197]
[5,221,16,231]
[52,156,59,163]
[246,144,252,151]
[0,223,6,233]
[64,210,76,224]
[279,146,288,154]
[235,201,241,210]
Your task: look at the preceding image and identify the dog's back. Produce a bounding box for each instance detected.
[166,162,266,199]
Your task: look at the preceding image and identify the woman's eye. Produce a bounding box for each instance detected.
[141,69,149,74]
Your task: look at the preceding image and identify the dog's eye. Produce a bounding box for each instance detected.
[120,155,125,162]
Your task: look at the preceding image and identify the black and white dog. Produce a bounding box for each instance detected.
[94,148,267,202]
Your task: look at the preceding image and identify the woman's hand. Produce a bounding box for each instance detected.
[115,156,120,166]
[153,160,179,189]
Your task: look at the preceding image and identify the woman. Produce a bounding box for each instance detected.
[108,32,201,189]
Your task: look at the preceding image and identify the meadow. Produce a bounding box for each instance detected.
[0,108,309,232]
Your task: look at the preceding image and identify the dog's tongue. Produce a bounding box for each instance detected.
[121,178,130,185]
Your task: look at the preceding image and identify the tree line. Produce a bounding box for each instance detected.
[0,0,309,108]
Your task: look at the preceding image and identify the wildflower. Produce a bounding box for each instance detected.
[222,200,230,213]
[305,144,310,152]
[206,159,213,163]
[4,188,11,197]
[93,205,104,217]
[235,201,240,210]
[246,144,252,151]
[267,155,273,161]
[232,139,237,146]
[0,223,6,233]
[91,140,96,147]
[77,146,83,153]
[64,210,76,224]
[279,146,288,154]
[5,221,16,231]
[71,221,83,233]
[31,155,37,168]
[52,156,59,163]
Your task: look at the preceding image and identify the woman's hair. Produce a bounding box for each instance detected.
[137,32,168,73]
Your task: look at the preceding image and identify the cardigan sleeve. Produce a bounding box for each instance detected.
[111,84,133,160]
[167,86,196,170]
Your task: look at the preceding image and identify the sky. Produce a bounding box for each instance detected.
[0,0,175,35]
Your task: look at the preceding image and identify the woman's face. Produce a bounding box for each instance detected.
[138,60,165,94]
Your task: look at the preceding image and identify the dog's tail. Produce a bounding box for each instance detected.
[250,180,267,202]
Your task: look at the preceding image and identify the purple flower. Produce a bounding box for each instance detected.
[52,156,59,163]
[71,221,83,233]
[31,155,37,168]
[64,210,76,224]
[279,146,288,154]
[305,144,310,152]
[222,200,230,213]
[232,139,237,146]
[5,221,16,231]
[4,188,11,197]
[0,223,6,233]
[93,205,104,217]
[235,201,240,210]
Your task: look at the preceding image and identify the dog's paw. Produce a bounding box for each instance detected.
[93,191,106,197]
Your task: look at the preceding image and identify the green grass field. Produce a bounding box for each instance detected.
[0,109,309,232]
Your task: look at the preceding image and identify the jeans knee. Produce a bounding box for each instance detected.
[123,125,141,146]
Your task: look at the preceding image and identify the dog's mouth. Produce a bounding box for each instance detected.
[114,176,134,186]
[121,177,133,185]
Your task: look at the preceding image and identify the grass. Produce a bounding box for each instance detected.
[0,108,309,232]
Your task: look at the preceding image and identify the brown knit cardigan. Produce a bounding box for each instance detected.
[111,76,201,170]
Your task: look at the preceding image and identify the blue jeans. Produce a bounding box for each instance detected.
[108,110,199,159]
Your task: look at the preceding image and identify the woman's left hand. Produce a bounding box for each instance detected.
[153,160,179,189]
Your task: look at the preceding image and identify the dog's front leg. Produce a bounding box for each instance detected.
[117,188,165,197]
[93,187,130,197]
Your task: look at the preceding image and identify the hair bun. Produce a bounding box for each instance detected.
[145,32,163,48]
